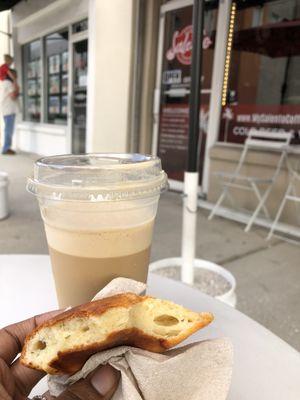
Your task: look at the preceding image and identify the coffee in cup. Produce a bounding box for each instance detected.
[27,154,167,307]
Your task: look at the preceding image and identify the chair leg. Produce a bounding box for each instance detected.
[245,185,273,232]
[267,183,292,240]
[291,184,300,225]
[251,182,270,219]
[208,189,227,220]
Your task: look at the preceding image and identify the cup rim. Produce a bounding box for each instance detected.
[27,153,168,202]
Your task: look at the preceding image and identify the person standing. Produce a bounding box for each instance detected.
[0,69,19,155]
[0,54,17,85]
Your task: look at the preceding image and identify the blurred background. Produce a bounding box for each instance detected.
[0,0,299,350]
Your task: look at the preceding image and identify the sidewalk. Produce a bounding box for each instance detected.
[0,153,299,351]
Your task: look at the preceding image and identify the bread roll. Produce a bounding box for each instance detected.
[21,293,213,374]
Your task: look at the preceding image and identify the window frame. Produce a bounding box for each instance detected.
[22,26,70,126]
[22,39,43,123]
[44,27,69,126]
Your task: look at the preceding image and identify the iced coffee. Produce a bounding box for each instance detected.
[27,154,167,307]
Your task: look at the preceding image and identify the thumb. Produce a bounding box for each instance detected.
[90,365,120,398]
[57,365,120,400]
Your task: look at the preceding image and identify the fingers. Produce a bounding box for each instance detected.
[0,358,14,399]
[0,310,63,399]
[0,383,11,400]
[55,365,120,400]
[90,365,120,398]
[10,358,44,398]
[0,310,61,365]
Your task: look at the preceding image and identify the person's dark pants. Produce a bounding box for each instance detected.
[2,113,15,153]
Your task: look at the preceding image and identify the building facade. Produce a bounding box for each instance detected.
[4,0,300,227]
[7,0,135,156]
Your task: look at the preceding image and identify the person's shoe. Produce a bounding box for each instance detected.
[2,149,16,155]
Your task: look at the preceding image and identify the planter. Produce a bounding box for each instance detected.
[0,172,9,220]
[149,257,236,307]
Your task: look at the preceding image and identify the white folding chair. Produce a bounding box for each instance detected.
[267,161,300,240]
[208,129,292,232]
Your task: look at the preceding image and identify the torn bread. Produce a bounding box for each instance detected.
[21,293,213,375]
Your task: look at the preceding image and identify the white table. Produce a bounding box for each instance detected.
[1,255,300,400]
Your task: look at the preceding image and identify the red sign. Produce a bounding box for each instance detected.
[220,104,300,144]
[166,25,193,65]
[166,25,213,66]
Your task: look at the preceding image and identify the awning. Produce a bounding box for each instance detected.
[0,0,21,12]
[233,19,300,58]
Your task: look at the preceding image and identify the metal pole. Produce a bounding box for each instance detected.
[187,0,205,172]
[181,0,205,284]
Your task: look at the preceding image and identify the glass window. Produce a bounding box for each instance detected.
[72,19,88,34]
[45,30,69,125]
[219,0,300,145]
[23,40,41,122]
[157,5,217,182]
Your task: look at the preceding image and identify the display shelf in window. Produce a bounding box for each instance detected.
[28,98,36,114]
[45,30,68,124]
[36,60,41,77]
[61,95,68,115]
[37,78,41,96]
[49,96,60,114]
[36,97,41,116]
[27,79,37,96]
[27,62,35,78]
[49,75,60,94]
[28,97,40,117]
[62,74,68,93]
[62,52,68,72]
[23,40,41,122]
[48,54,60,74]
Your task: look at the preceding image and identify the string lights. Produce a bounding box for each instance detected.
[222,2,236,106]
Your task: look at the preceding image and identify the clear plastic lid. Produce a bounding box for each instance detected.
[27,153,168,202]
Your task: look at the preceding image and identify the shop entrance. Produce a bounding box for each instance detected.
[153,0,218,190]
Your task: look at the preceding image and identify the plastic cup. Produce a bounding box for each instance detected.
[27,153,167,307]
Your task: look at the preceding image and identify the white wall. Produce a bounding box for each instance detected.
[86,0,134,153]
[14,0,88,44]
[0,11,11,56]
[16,123,66,155]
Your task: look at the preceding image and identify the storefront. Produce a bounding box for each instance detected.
[219,1,300,148]
[3,0,134,156]
[20,21,88,154]
[9,0,89,154]
[151,0,300,226]
[207,0,300,225]
[2,0,300,227]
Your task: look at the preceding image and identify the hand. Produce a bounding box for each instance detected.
[0,312,120,400]
[43,365,120,400]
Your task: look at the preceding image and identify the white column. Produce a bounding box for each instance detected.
[202,0,232,193]
[86,0,134,153]
[0,11,11,56]
[181,171,198,284]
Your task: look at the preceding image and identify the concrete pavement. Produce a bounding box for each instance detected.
[0,153,299,350]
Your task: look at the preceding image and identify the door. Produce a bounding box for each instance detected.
[153,0,218,190]
[71,39,88,154]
